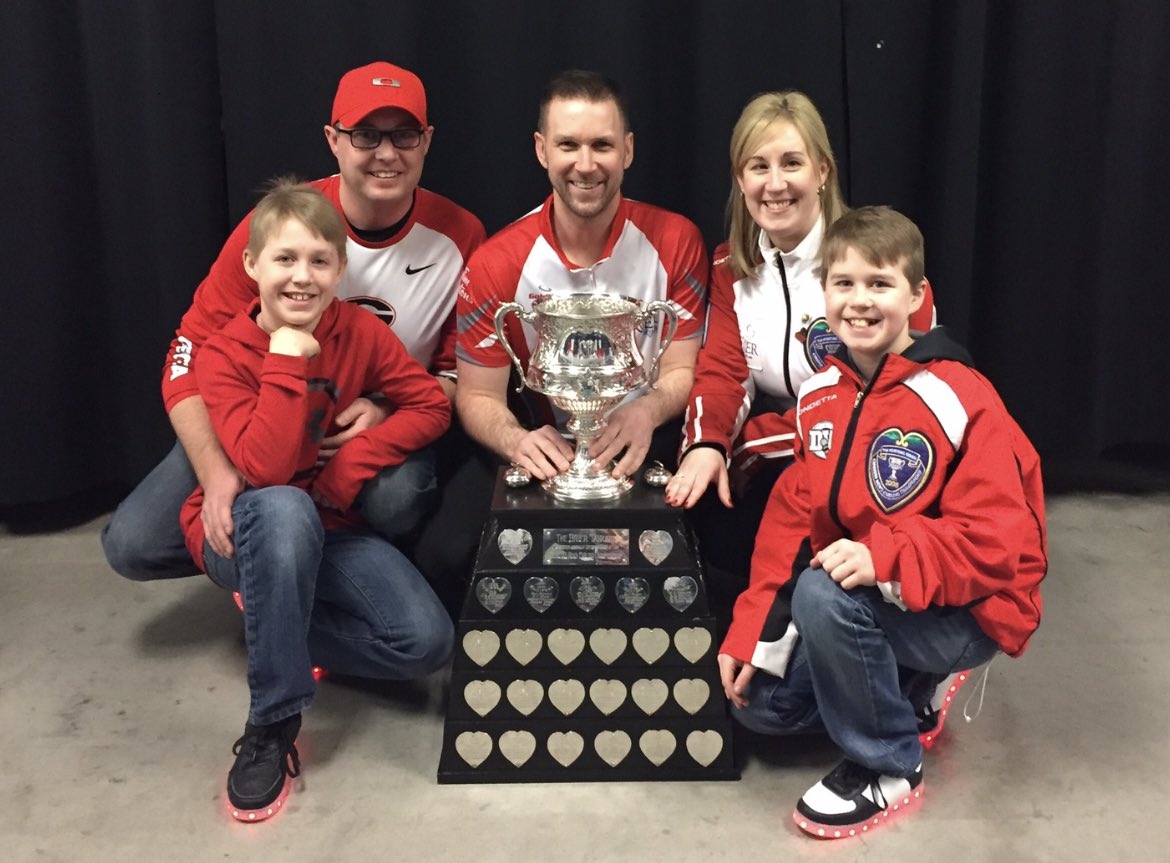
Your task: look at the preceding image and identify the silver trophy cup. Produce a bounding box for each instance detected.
[494,293,678,501]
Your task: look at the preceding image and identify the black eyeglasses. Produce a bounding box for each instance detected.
[334,125,426,150]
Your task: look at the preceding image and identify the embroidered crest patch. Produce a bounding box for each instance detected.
[867,428,935,512]
[802,317,841,370]
[807,420,834,459]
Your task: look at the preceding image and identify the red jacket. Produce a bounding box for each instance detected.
[720,328,1046,675]
[163,179,484,412]
[180,300,450,569]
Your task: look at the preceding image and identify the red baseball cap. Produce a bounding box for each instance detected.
[331,62,427,127]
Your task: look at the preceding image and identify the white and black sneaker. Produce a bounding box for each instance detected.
[793,758,924,839]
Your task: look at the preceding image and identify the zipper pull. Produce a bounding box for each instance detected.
[854,391,863,408]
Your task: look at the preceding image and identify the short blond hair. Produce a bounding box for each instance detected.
[726,91,846,280]
[246,177,347,262]
[821,206,924,288]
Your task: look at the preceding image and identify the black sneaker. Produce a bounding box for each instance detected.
[227,714,302,822]
[917,670,970,749]
[793,758,924,839]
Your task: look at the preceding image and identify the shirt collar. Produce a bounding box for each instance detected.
[758,215,825,270]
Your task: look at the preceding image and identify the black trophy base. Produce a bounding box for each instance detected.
[436,468,739,784]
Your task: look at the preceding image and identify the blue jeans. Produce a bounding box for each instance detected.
[201,486,454,725]
[101,441,438,581]
[732,567,999,777]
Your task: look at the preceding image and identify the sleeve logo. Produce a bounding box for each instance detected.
[169,336,193,380]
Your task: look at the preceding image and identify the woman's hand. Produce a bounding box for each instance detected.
[665,447,731,509]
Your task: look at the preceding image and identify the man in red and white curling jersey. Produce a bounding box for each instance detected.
[455,69,709,483]
[407,70,710,608]
[102,61,485,582]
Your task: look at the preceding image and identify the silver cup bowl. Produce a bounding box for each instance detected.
[494,293,678,501]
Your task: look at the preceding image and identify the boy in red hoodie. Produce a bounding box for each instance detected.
[181,180,453,822]
[717,206,1046,838]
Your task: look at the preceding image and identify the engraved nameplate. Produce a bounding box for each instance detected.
[542,528,630,566]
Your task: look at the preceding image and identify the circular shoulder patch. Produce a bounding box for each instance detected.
[867,428,935,513]
[802,318,840,370]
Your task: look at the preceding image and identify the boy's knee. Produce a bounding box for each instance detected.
[791,567,847,626]
[234,487,323,560]
[241,486,318,524]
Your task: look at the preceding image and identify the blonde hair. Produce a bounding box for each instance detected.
[246,177,347,262]
[726,91,846,280]
[821,206,925,288]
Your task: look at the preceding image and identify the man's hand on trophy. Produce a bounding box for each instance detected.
[510,425,575,481]
[665,447,732,510]
[591,400,656,479]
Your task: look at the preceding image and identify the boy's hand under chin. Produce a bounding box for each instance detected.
[269,326,321,358]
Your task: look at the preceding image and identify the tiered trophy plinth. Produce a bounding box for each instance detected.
[437,469,738,783]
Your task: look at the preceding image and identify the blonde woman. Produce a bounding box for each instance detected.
[667,91,936,596]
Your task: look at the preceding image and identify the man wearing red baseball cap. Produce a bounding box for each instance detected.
[102,61,485,587]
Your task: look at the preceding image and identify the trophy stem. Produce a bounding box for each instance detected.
[541,410,633,501]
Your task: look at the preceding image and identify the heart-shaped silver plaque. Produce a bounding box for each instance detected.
[548,679,586,715]
[462,630,500,667]
[547,628,585,665]
[504,628,542,665]
[685,729,724,767]
[588,628,628,665]
[588,679,627,715]
[630,678,669,714]
[615,577,650,613]
[594,730,632,767]
[475,576,512,614]
[568,575,605,613]
[547,730,584,767]
[455,731,492,768]
[499,730,537,767]
[672,678,710,715]
[638,729,677,766]
[463,680,502,717]
[523,576,558,613]
[497,528,533,565]
[638,529,673,566]
[673,626,713,663]
[662,575,698,612]
[631,627,670,664]
[505,679,544,716]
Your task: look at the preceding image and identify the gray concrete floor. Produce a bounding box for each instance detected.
[1,491,1166,862]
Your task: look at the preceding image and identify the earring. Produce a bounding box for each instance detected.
[818,183,826,195]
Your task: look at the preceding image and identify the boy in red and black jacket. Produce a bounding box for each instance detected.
[717,206,1046,839]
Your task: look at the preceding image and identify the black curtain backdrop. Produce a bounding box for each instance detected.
[2,0,1168,509]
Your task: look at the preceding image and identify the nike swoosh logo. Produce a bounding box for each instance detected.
[405,263,436,275]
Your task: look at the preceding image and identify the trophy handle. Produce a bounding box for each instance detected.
[639,300,678,387]
[493,302,531,393]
